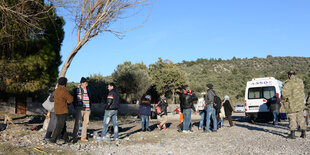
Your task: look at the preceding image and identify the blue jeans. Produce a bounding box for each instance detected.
[141,115,149,130]
[199,110,206,128]
[101,110,118,139]
[273,110,279,124]
[220,118,224,127]
[183,109,191,131]
[206,105,217,131]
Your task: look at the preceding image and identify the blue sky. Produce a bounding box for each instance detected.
[58,0,310,82]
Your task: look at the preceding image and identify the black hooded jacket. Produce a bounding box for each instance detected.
[180,93,198,112]
[105,88,120,110]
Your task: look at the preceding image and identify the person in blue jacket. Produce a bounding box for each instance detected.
[139,95,152,132]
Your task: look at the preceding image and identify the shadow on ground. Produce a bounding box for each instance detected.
[235,123,288,138]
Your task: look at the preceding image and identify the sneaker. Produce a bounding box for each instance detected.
[182,130,189,133]
[182,130,192,133]
[142,129,146,132]
[44,137,50,141]
[98,137,110,142]
[198,127,202,130]
[146,128,151,132]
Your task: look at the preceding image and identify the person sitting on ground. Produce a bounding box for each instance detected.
[139,95,152,132]
[157,97,168,130]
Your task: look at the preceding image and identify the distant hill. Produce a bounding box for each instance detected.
[177,56,310,102]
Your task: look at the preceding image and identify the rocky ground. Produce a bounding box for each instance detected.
[1,113,310,154]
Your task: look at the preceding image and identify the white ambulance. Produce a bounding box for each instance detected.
[244,77,283,122]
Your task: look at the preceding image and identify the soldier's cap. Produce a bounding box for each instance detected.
[287,70,296,75]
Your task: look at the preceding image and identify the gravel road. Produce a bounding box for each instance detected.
[1,113,310,154]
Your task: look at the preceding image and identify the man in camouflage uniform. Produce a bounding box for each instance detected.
[281,70,306,139]
[305,92,310,126]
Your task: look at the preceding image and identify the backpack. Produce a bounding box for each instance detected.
[156,106,162,115]
[214,95,222,111]
[210,90,221,111]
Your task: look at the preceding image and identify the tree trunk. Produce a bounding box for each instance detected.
[172,89,176,104]
[59,41,86,77]
[16,95,27,114]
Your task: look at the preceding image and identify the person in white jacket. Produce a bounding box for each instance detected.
[219,102,225,127]
[197,94,206,130]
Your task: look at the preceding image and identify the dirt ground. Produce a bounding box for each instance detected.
[1,112,310,154]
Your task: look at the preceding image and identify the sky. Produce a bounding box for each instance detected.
[58,0,310,82]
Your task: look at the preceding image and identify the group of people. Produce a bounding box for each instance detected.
[44,77,121,144]
[178,84,234,133]
[138,95,169,131]
[42,69,309,144]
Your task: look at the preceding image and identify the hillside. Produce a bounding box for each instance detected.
[178,56,310,102]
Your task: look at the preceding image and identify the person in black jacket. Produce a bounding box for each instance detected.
[157,97,168,130]
[139,95,152,132]
[223,95,234,127]
[98,83,120,142]
[268,93,281,125]
[180,89,198,133]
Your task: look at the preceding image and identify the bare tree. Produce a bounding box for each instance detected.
[0,0,53,42]
[54,0,152,77]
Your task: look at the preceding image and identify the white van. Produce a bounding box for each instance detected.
[244,77,283,122]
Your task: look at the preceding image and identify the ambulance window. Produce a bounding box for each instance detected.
[262,86,275,99]
[248,88,261,99]
[248,86,276,99]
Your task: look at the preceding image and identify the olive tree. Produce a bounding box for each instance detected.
[112,61,152,103]
[54,0,152,77]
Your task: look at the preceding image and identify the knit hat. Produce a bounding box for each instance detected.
[206,84,213,89]
[58,77,67,86]
[80,77,87,83]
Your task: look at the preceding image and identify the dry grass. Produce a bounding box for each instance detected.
[0,143,73,155]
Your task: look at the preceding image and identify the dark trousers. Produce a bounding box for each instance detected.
[216,113,220,128]
[72,107,82,139]
[45,112,57,138]
[51,114,68,142]
[227,115,234,126]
